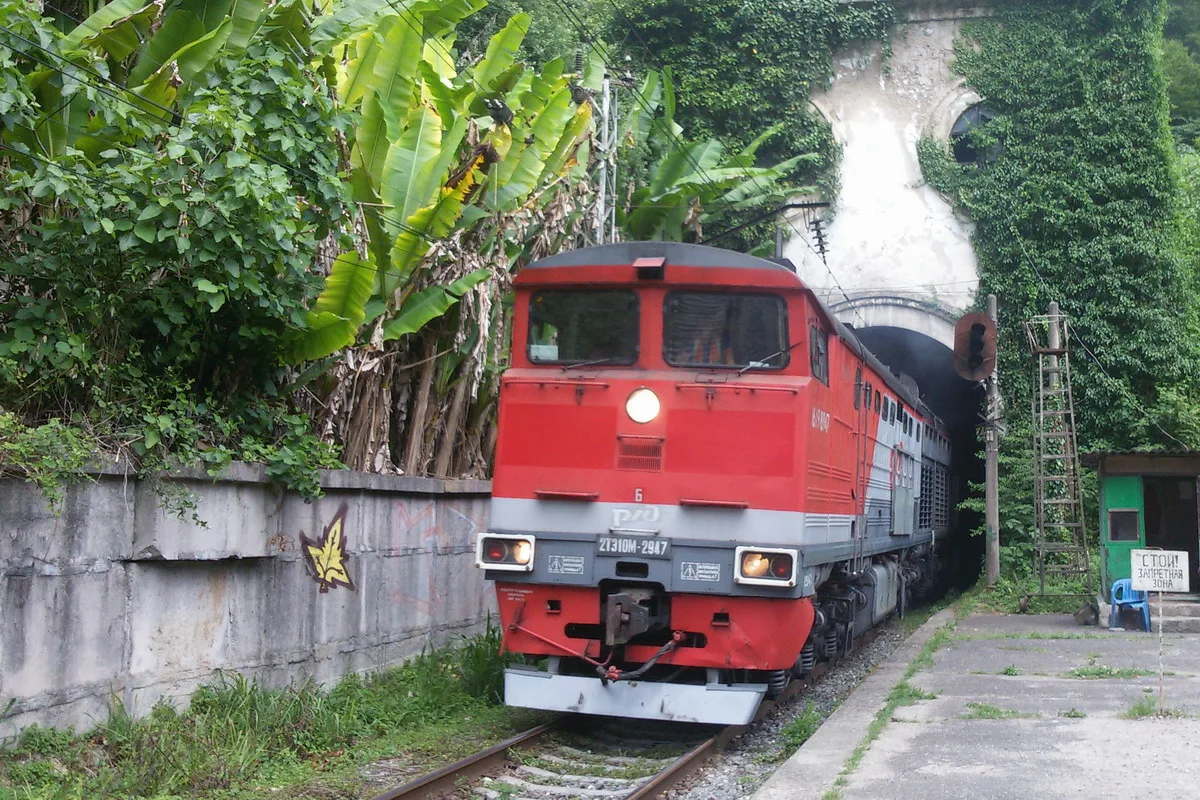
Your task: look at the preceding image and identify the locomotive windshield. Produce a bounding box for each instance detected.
[528,290,639,365]
[664,292,788,369]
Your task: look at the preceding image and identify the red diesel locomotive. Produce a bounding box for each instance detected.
[476,242,953,724]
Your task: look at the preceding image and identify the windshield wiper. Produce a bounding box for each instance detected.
[738,341,804,375]
[561,357,620,371]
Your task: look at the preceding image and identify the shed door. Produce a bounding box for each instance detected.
[1101,475,1143,597]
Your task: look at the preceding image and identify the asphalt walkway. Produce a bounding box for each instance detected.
[754,609,1200,800]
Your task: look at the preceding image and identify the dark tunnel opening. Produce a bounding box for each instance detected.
[851,325,985,591]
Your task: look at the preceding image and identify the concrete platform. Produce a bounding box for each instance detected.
[754,611,1200,800]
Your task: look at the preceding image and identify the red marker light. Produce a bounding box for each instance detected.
[484,539,509,562]
[770,554,793,579]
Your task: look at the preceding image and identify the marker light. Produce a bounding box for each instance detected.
[626,388,661,424]
[735,546,798,586]
[476,534,536,572]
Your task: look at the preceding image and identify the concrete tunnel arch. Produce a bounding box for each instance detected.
[829,294,959,352]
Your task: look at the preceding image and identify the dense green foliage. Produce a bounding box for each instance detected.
[920,0,1200,590]
[609,0,893,173]
[0,625,518,798]
[1164,0,1200,139]
[0,0,349,495]
[925,0,1198,446]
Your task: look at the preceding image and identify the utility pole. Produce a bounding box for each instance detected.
[593,74,622,244]
[985,293,1000,587]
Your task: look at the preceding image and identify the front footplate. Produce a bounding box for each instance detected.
[504,665,766,724]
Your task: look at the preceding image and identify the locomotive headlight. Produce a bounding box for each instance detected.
[741,552,771,578]
[476,534,536,571]
[511,539,533,565]
[625,388,660,424]
[735,546,798,586]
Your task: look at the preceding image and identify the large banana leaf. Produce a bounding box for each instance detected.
[474,14,529,92]
[386,155,483,292]
[381,268,490,340]
[649,139,724,196]
[352,94,390,189]
[620,72,662,147]
[310,0,416,53]
[128,9,205,86]
[61,0,161,57]
[226,0,267,53]
[369,14,423,138]
[380,103,444,226]
[421,0,487,36]
[289,252,378,361]
[336,30,381,109]
[537,104,592,185]
[487,85,575,210]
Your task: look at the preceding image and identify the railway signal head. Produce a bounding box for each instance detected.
[953,311,996,381]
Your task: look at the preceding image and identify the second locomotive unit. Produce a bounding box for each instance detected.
[476,242,953,724]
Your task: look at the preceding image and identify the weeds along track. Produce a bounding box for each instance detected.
[369,652,847,800]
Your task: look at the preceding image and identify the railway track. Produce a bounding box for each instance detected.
[368,660,836,800]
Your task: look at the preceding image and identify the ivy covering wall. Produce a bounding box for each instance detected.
[919,0,1200,584]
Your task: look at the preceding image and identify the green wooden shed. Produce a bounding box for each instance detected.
[1084,451,1200,597]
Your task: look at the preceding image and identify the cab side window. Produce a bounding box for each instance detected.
[809,325,829,385]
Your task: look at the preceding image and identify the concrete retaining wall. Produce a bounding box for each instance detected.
[0,463,494,739]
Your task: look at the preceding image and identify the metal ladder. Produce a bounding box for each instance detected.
[1023,306,1093,595]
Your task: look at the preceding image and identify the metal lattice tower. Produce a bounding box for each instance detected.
[1023,303,1093,595]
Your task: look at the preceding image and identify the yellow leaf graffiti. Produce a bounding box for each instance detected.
[300,505,354,593]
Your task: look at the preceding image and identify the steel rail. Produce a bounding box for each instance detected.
[366,719,560,800]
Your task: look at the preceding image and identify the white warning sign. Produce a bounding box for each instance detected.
[1131,549,1189,593]
[547,554,585,575]
[681,561,721,582]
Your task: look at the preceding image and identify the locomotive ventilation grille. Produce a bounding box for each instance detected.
[617,435,664,472]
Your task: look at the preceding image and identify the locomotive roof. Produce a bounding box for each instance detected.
[525,242,800,274]
[525,242,929,416]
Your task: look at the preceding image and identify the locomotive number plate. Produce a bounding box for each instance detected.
[596,536,671,559]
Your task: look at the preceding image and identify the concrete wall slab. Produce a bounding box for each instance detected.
[0,465,495,739]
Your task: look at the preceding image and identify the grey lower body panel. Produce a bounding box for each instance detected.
[504,666,766,724]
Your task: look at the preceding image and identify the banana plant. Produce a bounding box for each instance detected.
[617,70,813,242]
[289,9,593,361]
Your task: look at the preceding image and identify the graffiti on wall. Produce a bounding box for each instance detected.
[300,503,355,593]
[390,499,484,614]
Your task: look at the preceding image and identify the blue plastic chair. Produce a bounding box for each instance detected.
[1109,578,1151,631]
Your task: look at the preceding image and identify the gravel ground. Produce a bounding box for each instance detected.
[663,620,913,800]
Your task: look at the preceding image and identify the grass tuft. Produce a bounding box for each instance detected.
[780,703,824,753]
[1059,708,1087,718]
[1000,664,1021,676]
[1123,696,1185,719]
[960,702,1038,719]
[1064,665,1154,680]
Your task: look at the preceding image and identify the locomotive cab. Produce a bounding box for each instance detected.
[478,243,943,724]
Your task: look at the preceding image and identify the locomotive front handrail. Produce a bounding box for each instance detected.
[504,378,612,389]
[674,383,799,395]
[533,489,600,501]
[679,498,750,509]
